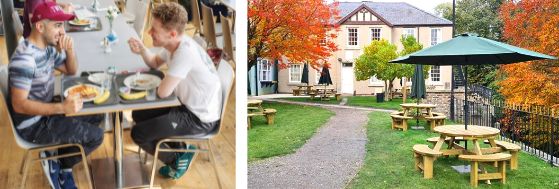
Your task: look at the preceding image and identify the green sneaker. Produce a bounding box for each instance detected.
[158,145,197,179]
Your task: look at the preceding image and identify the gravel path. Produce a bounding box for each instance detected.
[248,101,372,189]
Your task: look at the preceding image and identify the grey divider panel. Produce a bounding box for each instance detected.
[61,76,118,107]
[115,69,177,104]
[65,17,103,32]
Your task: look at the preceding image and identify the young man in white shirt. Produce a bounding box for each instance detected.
[127,2,222,179]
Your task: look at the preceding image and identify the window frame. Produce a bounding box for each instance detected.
[288,64,303,83]
[402,28,416,39]
[259,59,272,82]
[430,28,442,46]
[347,27,358,47]
[370,27,381,42]
[369,76,384,86]
[430,65,441,83]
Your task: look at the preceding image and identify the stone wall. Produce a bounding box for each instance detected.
[424,88,464,117]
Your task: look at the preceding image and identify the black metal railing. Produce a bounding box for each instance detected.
[451,98,559,166]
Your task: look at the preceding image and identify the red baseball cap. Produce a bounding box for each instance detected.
[31,1,75,23]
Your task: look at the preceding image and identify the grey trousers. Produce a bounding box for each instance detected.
[18,115,104,169]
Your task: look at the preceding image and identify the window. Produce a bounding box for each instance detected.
[369,76,383,86]
[430,66,440,82]
[259,59,272,81]
[370,28,381,41]
[402,28,416,39]
[289,64,302,83]
[431,28,441,46]
[348,28,358,46]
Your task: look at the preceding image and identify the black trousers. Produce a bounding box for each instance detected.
[18,115,104,169]
[131,106,219,167]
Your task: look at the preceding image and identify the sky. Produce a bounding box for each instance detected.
[332,0,454,14]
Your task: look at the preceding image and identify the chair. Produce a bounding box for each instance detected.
[122,0,150,39]
[201,2,217,47]
[0,65,93,189]
[146,61,235,188]
[189,0,202,35]
[220,12,233,61]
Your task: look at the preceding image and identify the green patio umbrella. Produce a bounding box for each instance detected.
[390,33,557,130]
[301,63,309,84]
[410,64,426,128]
[410,64,426,103]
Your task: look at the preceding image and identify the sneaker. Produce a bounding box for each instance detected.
[58,169,77,189]
[158,145,196,179]
[40,151,61,189]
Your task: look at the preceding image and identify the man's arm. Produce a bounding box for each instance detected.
[128,38,166,69]
[11,87,82,115]
[55,35,77,75]
[157,75,181,98]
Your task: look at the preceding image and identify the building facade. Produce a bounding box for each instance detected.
[274,2,455,95]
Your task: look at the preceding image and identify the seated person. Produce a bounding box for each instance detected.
[127,2,222,179]
[9,2,103,188]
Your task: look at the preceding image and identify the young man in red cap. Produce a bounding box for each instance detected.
[8,2,104,189]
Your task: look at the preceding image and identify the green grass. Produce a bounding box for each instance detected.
[278,97,341,104]
[248,102,334,162]
[280,95,406,110]
[348,111,559,189]
[346,96,403,110]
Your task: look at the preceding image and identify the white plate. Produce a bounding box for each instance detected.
[69,18,91,26]
[123,74,161,90]
[87,73,108,85]
[63,84,101,102]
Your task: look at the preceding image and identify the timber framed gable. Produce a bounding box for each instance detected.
[337,4,392,26]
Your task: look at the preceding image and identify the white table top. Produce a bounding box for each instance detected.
[59,0,146,74]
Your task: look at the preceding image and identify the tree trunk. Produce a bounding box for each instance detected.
[402,77,408,103]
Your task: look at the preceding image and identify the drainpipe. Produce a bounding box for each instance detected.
[255,58,259,96]
[1,0,17,59]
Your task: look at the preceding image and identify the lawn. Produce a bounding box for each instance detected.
[280,95,406,110]
[248,101,334,162]
[348,111,559,188]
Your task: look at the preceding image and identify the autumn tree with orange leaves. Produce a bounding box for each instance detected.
[248,0,339,71]
[499,0,559,107]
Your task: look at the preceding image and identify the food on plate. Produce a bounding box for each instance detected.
[134,79,150,85]
[71,18,90,25]
[120,91,146,100]
[68,84,98,99]
[94,90,110,104]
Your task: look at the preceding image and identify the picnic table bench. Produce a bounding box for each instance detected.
[247,99,276,128]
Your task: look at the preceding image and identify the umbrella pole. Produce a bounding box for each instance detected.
[464,66,468,130]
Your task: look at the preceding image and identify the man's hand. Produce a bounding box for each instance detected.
[62,95,83,114]
[128,38,146,55]
[57,35,74,52]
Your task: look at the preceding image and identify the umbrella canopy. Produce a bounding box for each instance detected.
[390,33,557,130]
[410,65,426,103]
[318,66,332,86]
[391,33,556,65]
[301,63,309,84]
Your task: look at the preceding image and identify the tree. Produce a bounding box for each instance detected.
[498,0,559,107]
[435,0,504,87]
[248,0,339,71]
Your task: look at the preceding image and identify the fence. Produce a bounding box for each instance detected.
[451,93,558,166]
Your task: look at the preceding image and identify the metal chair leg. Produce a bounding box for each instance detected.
[20,150,32,189]
[20,150,29,174]
[207,140,222,189]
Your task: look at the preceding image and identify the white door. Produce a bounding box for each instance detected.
[341,63,354,94]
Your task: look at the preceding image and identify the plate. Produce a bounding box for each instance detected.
[69,18,91,26]
[63,84,101,102]
[123,73,161,90]
[88,73,108,85]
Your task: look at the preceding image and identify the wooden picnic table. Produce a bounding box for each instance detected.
[432,125,501,156]
[400,103,437,118]
[248,99,264,114]
[297,85,314,95]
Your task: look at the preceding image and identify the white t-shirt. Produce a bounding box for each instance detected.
[159,36,222,123]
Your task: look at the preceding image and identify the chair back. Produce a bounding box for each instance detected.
[0,65,41,150]
[134,0,150,39]
[220,13,233,61]
[190,0,202,35]
[12,12,23,40]
[201,2,217,47]
[214,60,235,135]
